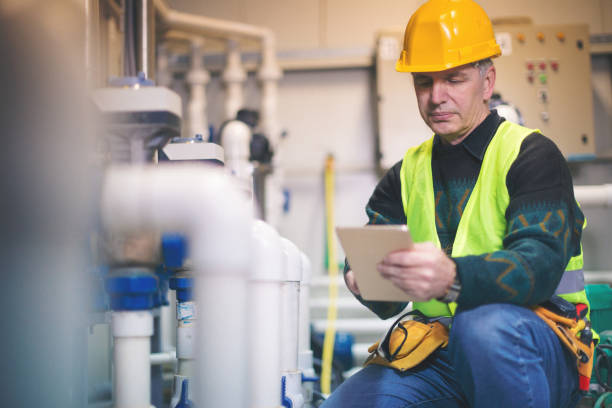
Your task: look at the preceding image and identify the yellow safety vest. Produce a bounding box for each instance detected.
[399,121,589,319]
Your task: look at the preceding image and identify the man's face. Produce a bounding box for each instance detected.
[412,63,495,144]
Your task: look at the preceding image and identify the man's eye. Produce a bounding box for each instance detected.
[415,79,432,87]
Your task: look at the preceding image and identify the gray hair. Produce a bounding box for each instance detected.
[472,58,493,77]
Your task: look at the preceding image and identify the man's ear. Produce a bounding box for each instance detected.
[483,65,496,101]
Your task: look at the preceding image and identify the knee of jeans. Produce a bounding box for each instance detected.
[450,303,520,351]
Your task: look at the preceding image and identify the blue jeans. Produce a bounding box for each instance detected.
[321,304,582,408]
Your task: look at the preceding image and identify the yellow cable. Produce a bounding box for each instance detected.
[321,154,339,396]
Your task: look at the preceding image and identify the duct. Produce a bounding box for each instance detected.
[101,164,252,407]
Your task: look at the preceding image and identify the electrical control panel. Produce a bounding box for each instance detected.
[375,24,595,169]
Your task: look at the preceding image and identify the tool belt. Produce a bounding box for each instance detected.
[532,296,595,391]
[365,297,595,391]
[364,311,450,371]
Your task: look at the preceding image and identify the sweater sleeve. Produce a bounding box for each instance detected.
[453,133,584,309]
[344,161,409,319]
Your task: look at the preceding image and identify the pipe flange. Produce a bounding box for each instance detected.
[105,268,159,311]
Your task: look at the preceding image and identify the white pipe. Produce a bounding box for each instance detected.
[574,184,612,207]
[150,349,176,365]
[249,220,283,408]
[298,252,314,404]
[298,253,312,355]
[102,164,252,408]
[112,310,154,408]
[311,318,390,335]
[153,0,273,41]
[223,40,246,120]
[186,37,210,138]
[257,38,282,146]
[156,43,173,88]
[280,238,303,408]
[140,0,150,78]
[152,0,282,143]
[176,299,196,376]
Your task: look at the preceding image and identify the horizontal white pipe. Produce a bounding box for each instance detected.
[585,271,612,284]
[311,318,390,335]
[574,184,612,207]
[102,165,252,408]
[309,297,367,311]
[153,0,274,42]
[150,350,176,365]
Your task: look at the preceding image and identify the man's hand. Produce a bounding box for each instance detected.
[344,270,361,296]
[377,242,456,302]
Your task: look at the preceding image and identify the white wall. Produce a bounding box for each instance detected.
[168,0,612,52]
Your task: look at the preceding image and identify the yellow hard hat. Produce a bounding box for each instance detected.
[396,0,501,73]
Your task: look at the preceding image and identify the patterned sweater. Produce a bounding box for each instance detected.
[347,111,584,319]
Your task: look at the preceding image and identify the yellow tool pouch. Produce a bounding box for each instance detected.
[532,303,595,390]
[364,311,449,372]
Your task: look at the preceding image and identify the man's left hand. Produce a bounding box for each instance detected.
[377,242,456,302]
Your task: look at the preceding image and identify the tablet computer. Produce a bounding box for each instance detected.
[336,225,414,302]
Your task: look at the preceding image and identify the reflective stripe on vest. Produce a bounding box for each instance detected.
[400,121,588,318]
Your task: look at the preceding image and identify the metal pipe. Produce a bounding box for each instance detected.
[139,0,149,77]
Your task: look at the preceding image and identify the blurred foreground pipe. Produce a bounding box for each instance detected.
[102,165,252,407]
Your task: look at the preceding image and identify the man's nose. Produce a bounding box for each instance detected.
[430,80,447,105]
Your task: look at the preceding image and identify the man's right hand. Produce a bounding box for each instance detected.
[344,270,361,296]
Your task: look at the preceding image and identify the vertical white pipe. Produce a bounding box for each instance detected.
[176,300,196,376]
[249,221,283,407]
[298,253,314,404]
[298,253,312,353]
[102,165,252,408]
[159,301,174,353]
[221,120,253,197]
[186,37,210,138]
[257,37,282,147]
[223,39,246,120]
[140,0,150,78]
[112,311,154,408]
[156,43,173,89]
[280,238,304,407]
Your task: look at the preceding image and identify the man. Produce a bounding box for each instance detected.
[322,0,589,407]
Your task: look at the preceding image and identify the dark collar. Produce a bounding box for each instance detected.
[434,111,505,161]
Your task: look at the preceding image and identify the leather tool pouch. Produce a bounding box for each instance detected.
[364,311,449,372]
